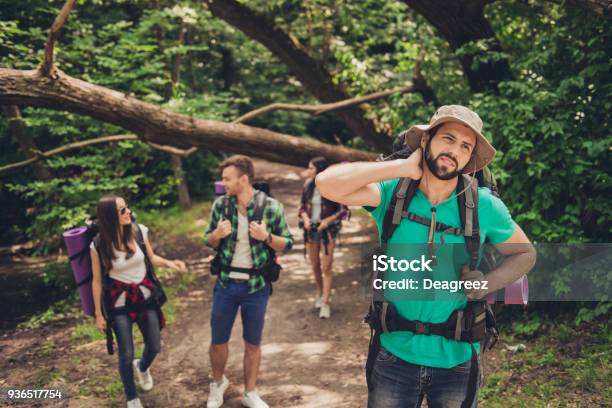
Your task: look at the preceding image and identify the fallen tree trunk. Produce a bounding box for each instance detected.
[0,68,377,166]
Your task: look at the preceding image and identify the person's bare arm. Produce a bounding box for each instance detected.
[315,149,423,207]
[486,225,537,292]
[143,235,187,272]
[90,248,106,332]
[462,225,537,299]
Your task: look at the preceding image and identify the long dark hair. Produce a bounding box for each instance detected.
[96,195,134,272]
[305,156,330,197]
[310,156,329,174]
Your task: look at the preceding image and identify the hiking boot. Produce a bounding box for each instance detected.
[127,398,143,408]
[133,359,153,391]
[314,295,323,309]
[241,391,269,408]
[319,303,331,319]
[207,375,229,408]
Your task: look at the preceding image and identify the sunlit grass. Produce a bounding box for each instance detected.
[135,201,213,245]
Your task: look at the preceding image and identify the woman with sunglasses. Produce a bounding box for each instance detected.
[299,157,349,319]
[90,196,186,408]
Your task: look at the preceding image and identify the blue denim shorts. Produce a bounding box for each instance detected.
[210,280,271,345]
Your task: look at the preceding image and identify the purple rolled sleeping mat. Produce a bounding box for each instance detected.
[63,226,95,316]
[486,275,528,305]
[214,181,225,196]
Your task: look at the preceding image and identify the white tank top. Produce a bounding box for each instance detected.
[311,188,322,223]
[90,224,151,306]
[230,212,254,272]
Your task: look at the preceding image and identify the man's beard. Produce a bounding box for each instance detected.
[424,140,463,180]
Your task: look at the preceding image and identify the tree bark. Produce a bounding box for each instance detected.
[566,0,612,17]
[402,0,513,92]
[158,16,192,210]
[0,69,375,166]
[170,154,192,210]
[206,0,392,153]
[41,0,78,78]
[1,105,52,180]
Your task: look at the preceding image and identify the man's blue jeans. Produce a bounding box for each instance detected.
[368,347,479,408]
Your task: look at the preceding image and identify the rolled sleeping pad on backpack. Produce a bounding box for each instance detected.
[63,227,95,316]
[486,275,528,305]
[214,181,225,196]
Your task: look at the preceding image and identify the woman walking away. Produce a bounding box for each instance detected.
[299,157,349,319]
[90,196,187,408]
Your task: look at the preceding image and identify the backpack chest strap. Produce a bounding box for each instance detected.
[400,210,465,236]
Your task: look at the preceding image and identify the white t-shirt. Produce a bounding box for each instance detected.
[230,212,254,275]
[90,224,151,306]
[311,188,322,223]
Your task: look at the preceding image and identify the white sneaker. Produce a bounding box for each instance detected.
[133,359,153,391]
[127,398,143,408]
[242,391,269,408]
[207,375,229,408]
[319,303,331,319]
[314,295,323,309]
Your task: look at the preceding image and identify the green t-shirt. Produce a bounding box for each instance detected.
[366,178,515,368]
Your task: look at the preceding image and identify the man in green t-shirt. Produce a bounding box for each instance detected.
[316,105,536,407]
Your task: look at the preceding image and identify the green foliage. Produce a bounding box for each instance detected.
[71,320,105,343]
[0,0,609,250]
[482,316,611,407]
[511,314,542,337]
[478,3,611,243]
[17,292,81,330]
[575,302,612,325]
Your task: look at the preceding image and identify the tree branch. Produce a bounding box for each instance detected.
[41,0,78,78]
[206,0,392,152]
[411,58,439,105]
[401,0,512,92]
[0,134,199,177]
[0,134,136,175]
[146,142,198,157]
[0,68,376,168]
[2,105,53,179]
[565,0,612,17]
[232,85,416,124]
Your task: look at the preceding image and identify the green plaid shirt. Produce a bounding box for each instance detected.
[204,190,294,293]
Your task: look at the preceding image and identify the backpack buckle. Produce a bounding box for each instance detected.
[415,322,429,334]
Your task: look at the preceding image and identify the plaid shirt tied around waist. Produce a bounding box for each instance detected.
[108,276,165,328]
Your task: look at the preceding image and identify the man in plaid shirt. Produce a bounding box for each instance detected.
[204,155,293,408]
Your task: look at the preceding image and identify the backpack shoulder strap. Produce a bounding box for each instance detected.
[92,233,111,283]
[133,223,146,250]
[252,190,268,223]
[132,222,161,283]
[222,195,232,220]
[381,178,419,244]
[458,175,480,270]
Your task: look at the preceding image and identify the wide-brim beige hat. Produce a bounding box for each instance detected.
[403,105,496,173]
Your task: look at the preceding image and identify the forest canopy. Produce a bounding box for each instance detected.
[1,0,610,250]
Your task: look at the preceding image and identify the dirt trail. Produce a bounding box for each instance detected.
[0,159,377,407]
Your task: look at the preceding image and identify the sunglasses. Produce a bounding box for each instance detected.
[119,206,130,215]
